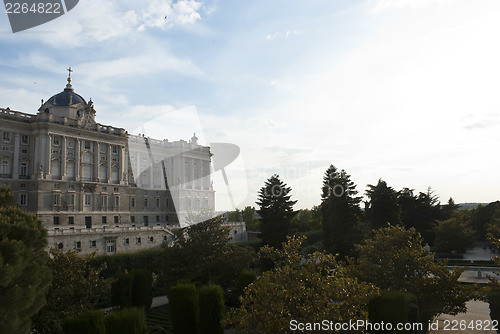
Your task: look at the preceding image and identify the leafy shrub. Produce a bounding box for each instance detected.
[368,290,420,333]
[236,269,257,298]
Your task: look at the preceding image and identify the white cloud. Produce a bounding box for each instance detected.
[2,0,206,47]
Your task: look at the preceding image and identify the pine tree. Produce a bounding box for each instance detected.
[0,187,52,334]
[321,165,363,256]
[256,175,297,247]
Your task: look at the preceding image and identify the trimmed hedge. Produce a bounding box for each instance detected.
[63,310,106,334]
[111,270,153,309]
[90,248,163,280]
[111,272,134,308]
[199,284,225,334]
[131,269,153,311]
[169,283,199,334]
[104,307,149,334]
[369,290,420,333]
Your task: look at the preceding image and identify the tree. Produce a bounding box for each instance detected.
[473,201,500,241]
[365,179,401,229]
[434,211,476,253]
[441,197,459,220]
[398,187,441,244]
[352,225,473,323]
[32,249,110,334]
[321,165,364,256]
[158,215,254,295]
[229,237,379,333]
[256,175,297,248]
[290,206,321,233]
[0,187,52,334]
[241,206,260,231]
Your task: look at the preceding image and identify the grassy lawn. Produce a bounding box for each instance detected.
[146,304,172,334]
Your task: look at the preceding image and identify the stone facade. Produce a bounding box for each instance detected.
[0,72,225,255]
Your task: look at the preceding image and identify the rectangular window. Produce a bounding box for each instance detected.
[20,193,27,206]
[21,135,29,144]
[85,216,92,229]
[144,216,149,226]
[102,216,107,224]
[156,215,160,222]
[90,240,96,247]
[131,197,136,208]
[54,193,60,205]
[68,194,75,206]
[156,198,160,208]
[131,216,135,223]
[84,194,91,206]
[124,238,129,245]
[3,132,10,142]
[114,196,119,207]
[144,198,148,208]
[76,241,81,249]
[101,195,108,207]
[1,160,10,175]
[53,216,60,225]
[114,216,119,224]
[68,216,74,224]
[136,237,141,244]
[84,141,91,150]
[112,145,118,154]
[20,163,28,177]
[53,135,60,146]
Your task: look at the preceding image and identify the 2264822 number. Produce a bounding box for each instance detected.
[5,2,62,14]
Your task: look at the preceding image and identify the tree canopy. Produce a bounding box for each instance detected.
[31,249,110,334]
[230,236,378,333]
[0,187,52,334]
[365,179,401,229]
[351,225,473,323]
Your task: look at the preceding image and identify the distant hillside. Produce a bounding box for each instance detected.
[457,203,489,210]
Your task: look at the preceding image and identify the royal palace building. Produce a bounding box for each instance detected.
[0,70,225,255]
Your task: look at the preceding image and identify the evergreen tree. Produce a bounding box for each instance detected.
[0,187,52,334]
[256,175,297,248]
[365,179,401,230]
[321,165,363,256]
[398,187,441,244]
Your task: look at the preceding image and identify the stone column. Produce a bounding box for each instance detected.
[107,144,111,183]
[94,142,99,182]
[12,133,20,178]
[33,135,39,179]
[61,136,67,177]
[75,139,81,180]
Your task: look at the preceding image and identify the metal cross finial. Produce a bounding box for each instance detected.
[67,67,73,78]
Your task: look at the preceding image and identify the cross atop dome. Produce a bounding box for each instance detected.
[66,67,73,89]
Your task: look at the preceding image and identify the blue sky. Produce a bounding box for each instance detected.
[1,0,500,210]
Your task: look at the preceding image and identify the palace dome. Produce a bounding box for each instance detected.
[46,84,86,106]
